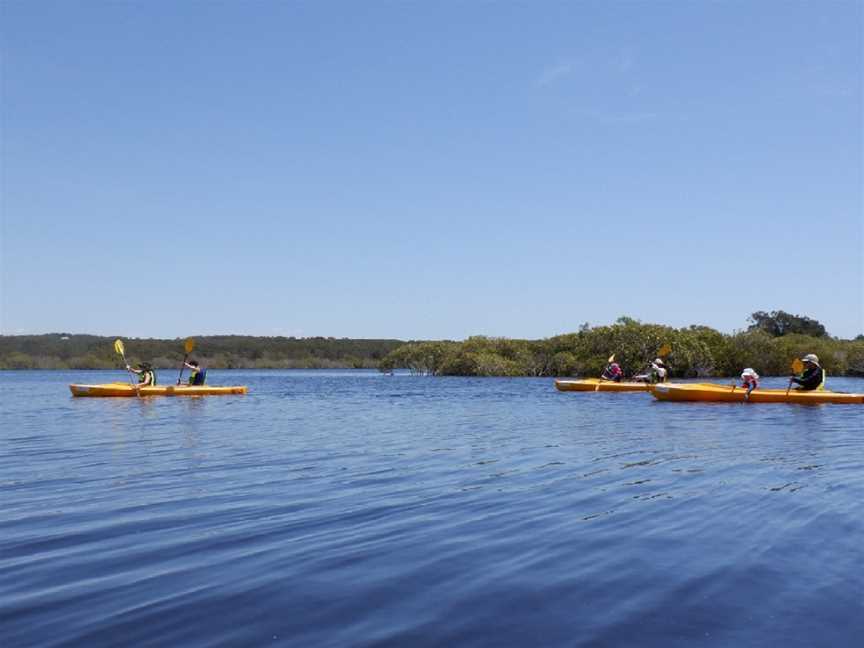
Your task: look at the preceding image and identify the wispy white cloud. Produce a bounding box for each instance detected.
[536,60,577,87]
[616,51,635,73]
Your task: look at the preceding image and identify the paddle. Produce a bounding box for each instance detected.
[114,338,139,393]
[596,354,616,391]
[786,358,804,395]
[176,338,196,385]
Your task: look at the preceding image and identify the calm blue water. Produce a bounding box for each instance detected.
[1,370,863,647]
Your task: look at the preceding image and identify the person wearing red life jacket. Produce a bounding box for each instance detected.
[740,368,759,400]
[600,360,623,382]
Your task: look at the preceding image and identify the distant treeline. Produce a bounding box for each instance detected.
[3,312,862,377]
[378,313,864,378]
[0,335,405,370]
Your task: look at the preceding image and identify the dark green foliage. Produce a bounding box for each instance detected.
[378,317,861,378]
[748,311,827,338]
[0,335,404,370]
[2,316,860,377]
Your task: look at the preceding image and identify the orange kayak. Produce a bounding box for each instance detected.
[70,382,248,397]
[555,378,651,392]
[652,382,863,404]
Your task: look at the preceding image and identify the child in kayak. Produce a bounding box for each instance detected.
[740,368,759,399]
[128,362,156,387]
[184,359,207,386]
[790,354,825,391]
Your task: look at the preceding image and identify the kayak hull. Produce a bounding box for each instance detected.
[652,383,863,405]
[70,383,248,397]
[555,378,651,392]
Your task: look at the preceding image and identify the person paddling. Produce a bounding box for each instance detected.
[600,357,623,382]
[740,368,759,399]
[127,362,156,387]
[184,359,207,386]
[650,358,667,384]
[790,354,825,391]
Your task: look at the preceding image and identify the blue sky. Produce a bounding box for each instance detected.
[2,1,862,339]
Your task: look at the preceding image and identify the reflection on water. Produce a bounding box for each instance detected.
[0,370,862,648]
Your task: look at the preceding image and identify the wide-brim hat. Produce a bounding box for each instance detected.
[801,354,820,365]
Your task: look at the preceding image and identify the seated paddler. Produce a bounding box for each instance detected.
[128,362,156,387]
[184,359,207,386]
[740,368,759,398]
[790,354,825,391]
[600,356,623,382]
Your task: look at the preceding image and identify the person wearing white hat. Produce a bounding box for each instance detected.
[650,358,667,384]
[790,354,825,391]
[740,368,760,399]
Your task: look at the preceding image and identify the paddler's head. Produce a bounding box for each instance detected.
[801,354,820,367]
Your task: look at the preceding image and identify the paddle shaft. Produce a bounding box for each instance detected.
[177,354,189,385]
[119,351,137,388]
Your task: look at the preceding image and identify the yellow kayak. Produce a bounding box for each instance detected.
[652,382,864,405]
[70,382,248,397]
[555,378,651,392]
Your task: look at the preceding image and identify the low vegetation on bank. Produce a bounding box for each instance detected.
[377,313,864,378]
[0,335,403,370]
[2,312,861,377]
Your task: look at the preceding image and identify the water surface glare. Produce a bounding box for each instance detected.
[2,370,863,647]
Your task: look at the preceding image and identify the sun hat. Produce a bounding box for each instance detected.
[653,358,664,366]
[801,354,820,365]
[741,368,759,379]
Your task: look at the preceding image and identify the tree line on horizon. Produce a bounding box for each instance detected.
[0,334,404,370]
[1,312,862,377]
[376,312,864,378]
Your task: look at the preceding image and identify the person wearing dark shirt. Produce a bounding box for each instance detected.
[790,354,825,391]
[184,359,207,386]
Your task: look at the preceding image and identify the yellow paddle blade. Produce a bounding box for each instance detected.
[791,358,804,374]
[114,339,125,356]
[608,354,615,363]
[184,338,195,354]
[658,344,671,357]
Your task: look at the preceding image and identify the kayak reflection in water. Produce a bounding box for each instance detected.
[740,368,760,400]
[184,359,207,386]
[790,354,825,391]
[128,362,156,387]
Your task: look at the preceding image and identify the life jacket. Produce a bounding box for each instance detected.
[817,368,826,391]
[188,368,207,386]
[742,376,758,389]
[139,369,156,385]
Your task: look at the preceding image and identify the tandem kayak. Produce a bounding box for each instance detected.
[70,383,248,397]
[555,378,651,392]
[652,383,864,405]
